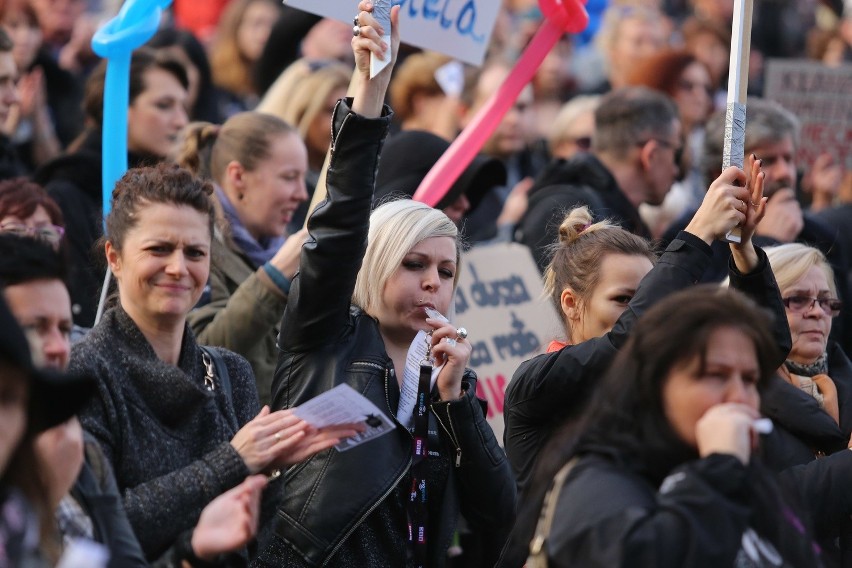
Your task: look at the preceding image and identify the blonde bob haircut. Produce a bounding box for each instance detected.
[765,243,837,298]
[353,199,460,315]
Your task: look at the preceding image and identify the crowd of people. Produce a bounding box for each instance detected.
[0,0,851,566]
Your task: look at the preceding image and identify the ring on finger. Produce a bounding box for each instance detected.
[274,431,282,442]
[455,327,468,340]
[353,15,360,26]
[445,337,457,347]
[353,25,361,37]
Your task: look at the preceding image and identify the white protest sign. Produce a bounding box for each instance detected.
[283,0,499,66]
[452,243,562,443]
[764,59,852,172]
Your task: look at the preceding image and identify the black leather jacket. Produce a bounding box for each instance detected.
[268,99,516,566]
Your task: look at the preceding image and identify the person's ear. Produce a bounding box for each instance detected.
[225,160,247,199]
[638,139,656,172]
[560,287,580,321]
[105,241,121,277]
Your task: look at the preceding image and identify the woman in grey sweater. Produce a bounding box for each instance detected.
[71,164,357,560]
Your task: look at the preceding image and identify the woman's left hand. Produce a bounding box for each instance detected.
[426,317,472,401]
[730,154,767,273]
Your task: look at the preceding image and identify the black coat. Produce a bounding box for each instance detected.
[72,436,147,567]
[514,153,651,271]
[541,451,824,567]
[504,238,791,493]
[761,342,852,565]
[262,100,516,567]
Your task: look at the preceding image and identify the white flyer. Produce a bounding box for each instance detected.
[293,383,396,451]
[369,0,393,78]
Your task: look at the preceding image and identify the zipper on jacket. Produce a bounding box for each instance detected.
[432,403,462,467]
[351,360,385,372]
[322,366,411,566]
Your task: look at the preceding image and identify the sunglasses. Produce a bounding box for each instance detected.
[0,222,65,246]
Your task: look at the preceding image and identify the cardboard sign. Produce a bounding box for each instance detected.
[763,59,852,172]
[453,243,562,443]
[283,0,499,66]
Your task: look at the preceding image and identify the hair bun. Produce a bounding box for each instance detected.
[557,206,595,245]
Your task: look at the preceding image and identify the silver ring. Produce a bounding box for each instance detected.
[274,431,282,442]
[353,25,361,37]
[456,327,468,340]
[353,15,360,26]
[445,337,457,347]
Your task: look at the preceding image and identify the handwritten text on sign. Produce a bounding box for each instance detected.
[282,0,499,66]
[453,243,561,443]
[764,59,852,172]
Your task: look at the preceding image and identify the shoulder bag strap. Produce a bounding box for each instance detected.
[526,457,579,568]
[199,345,239,432]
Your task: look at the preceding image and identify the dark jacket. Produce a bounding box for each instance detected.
[541,451,823,567]
[504,238,791,493]
[264,100,516,567]
[73,306,260,560]
[72,436,148,567]
[34,130,159,327]
[514,153,651,271]
[760,342,852,565]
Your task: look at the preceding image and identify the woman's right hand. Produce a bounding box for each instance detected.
[269,228,310,280]
[684,167,751,245]
[695,403,760,465]
[190,474,267,561]
[231,407,364,473]
[350,0,400,118]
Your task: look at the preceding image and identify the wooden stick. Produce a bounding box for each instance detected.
[722,0,754,244]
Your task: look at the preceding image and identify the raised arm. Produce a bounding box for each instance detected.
[276,2,398,353]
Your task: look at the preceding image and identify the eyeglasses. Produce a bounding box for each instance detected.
[638,138,684,165]
[0,222,65,245]
[782,295,843,316]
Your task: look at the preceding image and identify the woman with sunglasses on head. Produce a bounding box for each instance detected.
[0,178,64,249]
[255,4,515,566]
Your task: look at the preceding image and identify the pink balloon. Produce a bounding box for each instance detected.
[412,0,589,208]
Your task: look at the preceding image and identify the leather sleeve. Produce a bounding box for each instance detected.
[277,98,392,353]
[504,231,712,488]
[432,375,516,535]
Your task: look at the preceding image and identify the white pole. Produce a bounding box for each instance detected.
[722,0,754,244]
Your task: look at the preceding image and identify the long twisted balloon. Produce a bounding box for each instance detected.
[412,0,589,207]
[92,0,172,218]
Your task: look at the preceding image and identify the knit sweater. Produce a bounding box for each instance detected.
[72,306,260,560]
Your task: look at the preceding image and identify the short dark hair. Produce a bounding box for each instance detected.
[84,47,189,127]
[105,163,215,253]
[592,87,679,159]
[0,234,68,288]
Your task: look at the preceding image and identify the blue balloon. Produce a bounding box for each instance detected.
[91,0,173,220]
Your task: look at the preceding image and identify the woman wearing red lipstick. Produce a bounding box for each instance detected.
[69,163,358,561]
[258,2,515,566]
[176,111,309,405]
